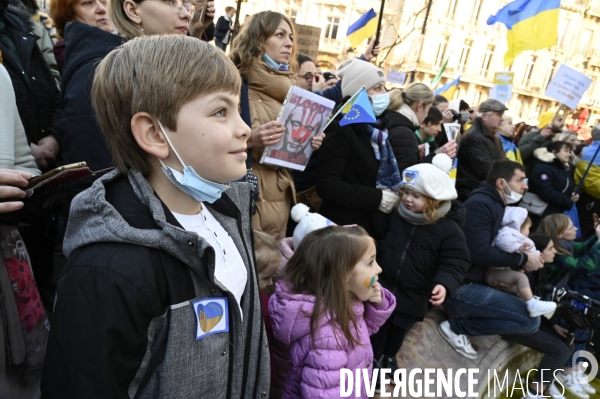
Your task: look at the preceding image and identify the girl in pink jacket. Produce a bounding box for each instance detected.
[269,225,395,399]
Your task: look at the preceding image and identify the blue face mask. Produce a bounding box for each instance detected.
[370,93,390,117]
[262,53,290,71]
[157,121,229,203]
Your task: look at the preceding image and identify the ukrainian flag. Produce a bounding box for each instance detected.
[346,9,377,49]
[487,0,560,67]
[434,76,461,100]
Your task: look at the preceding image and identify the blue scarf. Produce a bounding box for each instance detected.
[262,54,289,71]
[365,125,402,191]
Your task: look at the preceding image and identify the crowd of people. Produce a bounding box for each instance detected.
[1,1,600,398]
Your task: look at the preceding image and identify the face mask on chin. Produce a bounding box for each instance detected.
[501,179,523,204]
[156,120,230,203]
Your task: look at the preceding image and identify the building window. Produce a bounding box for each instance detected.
[324,17,339,39]
[480,45,494,77]
[456,40,472,72]
[521,56,537,86]
[435,36,450,67]
[448,0,458,18]
[559,18,571,49]
[577,29,593,56]
[542,61,557,90]
[470,0,482,24]
[472,90,481,106]
[289,10,297,23]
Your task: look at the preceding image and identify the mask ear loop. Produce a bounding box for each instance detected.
[156,120,186,169]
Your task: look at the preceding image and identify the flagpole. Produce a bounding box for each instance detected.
[409,0,433,83]
[375,0,385,44]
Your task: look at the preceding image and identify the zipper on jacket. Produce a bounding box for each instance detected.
[395,226,417,295]
[236,192,262,399]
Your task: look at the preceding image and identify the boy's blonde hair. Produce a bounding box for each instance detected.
[91,35,241,174]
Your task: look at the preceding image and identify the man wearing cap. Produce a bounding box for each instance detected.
[519,111,565,176]
[456,99,508,201]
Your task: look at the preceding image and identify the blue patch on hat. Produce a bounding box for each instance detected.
[403,170,418,185]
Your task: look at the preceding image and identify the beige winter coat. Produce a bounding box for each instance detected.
[247,59,297,239]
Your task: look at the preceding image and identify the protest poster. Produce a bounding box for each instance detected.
[545,64,593,110]
[293,24,321,60]
[260,86,334,171]
[387,70,407,85]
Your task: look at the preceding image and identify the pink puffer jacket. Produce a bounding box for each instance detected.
[269,281,395,399]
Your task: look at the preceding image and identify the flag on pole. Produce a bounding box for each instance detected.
[346,9,378,49]
[430,57,450,89]
[339,88,376,126]
[487,0,560,67]
[434,76,461,100]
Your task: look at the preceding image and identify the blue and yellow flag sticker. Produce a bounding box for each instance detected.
[192,297,229,339]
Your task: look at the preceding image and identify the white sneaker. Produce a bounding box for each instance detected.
[549,382,566,399]
[526,297,557,317]
[521,388,542,399]
[574,371,596,395]
[555,371,589,399]
[437,320,477,359]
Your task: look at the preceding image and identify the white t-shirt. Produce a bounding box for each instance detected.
[173,206,247,314]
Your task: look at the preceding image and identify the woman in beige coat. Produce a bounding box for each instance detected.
[230,11,323,239]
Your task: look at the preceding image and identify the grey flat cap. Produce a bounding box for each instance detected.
[479,99,508,112]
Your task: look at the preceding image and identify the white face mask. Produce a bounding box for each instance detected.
[370,93,390,117]
[502,179,523,204]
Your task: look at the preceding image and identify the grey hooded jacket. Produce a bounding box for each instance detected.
[41,169,270,399]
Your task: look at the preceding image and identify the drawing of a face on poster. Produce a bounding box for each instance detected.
[280,103,324,156]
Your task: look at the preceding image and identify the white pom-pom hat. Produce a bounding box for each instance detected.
[400,154,457,201]
[291,204,335,249]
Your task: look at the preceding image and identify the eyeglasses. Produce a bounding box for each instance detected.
[166,0,191,13]
[298,72,314,81]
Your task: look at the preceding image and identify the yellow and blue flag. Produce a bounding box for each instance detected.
[434,76,461,100]
[346,9,377,49]
[487,0,560,67]
[339,88,376,126]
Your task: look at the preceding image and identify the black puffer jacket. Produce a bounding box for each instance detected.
[56,22,123,193]
[529,147,574,218]
[0,9,60,144]
[462,182,527,284]
[378,200,471,318]
[315,119,386,239]
[387,110,435,174]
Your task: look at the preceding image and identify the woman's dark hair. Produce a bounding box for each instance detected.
[529,233,552,256]
[422,106,443,126]
[459,99,470,112]
[547,140,570,154]
[297,54,313,67]
[283,225,374,348]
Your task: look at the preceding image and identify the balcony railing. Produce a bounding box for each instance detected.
[319,37,344,54]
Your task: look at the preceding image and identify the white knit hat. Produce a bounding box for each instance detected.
[337,58,386,98]
[290,204,335,249]
[401,154,457,201]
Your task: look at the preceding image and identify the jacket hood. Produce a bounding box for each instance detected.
[501,206,528,230]
[445,200,467,228]
[64,169,252,270]
[387,109,418,132]
[469,181,505,207]
[62,21,123,94]
[269,281,364,346]
[534,147,556,163]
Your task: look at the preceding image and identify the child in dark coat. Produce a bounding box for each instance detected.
[370,154,471,383]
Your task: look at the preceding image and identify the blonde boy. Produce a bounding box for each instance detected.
[41,36,269,398]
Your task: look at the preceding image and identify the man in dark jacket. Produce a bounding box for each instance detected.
[519,110,565,176]
[456,99,507,201]
[214,6,234,50]
[438,160,544,358]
